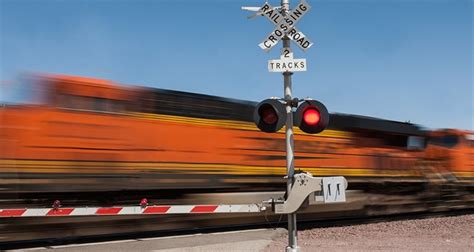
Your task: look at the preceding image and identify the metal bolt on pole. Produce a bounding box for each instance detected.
[281,1,300,251]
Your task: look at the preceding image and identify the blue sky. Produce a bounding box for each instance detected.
[1,0,472,130]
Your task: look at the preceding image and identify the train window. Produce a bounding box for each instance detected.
[428,135,459,148]
[68,95,82,110]
[55,94,124,113]
[407,136,425,150]
[355,131,408,148]
[149,91,254,121]
[93,97,105,111]
[55,94,68,108]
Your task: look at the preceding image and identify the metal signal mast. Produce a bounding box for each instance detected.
[243,1,346,251]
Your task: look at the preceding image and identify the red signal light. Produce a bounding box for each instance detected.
[254,99,287,133]
[261,105,278,125]
[303,108,320,126]
[294,100,329,134]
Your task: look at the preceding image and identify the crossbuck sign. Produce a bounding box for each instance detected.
[258,0,313,52]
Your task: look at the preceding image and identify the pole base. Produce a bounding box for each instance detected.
[286,246,301,252]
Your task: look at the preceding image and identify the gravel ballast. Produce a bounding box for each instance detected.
[265,214,474,251]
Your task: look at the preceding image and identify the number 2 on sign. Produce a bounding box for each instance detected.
[282,48,293,59]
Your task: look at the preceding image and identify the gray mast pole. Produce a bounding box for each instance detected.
[281,0,299,251]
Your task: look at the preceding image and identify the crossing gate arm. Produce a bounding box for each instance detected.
[0,204,265,218]
[0,173,347,218]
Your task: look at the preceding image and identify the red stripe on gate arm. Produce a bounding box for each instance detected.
[191,205,218,213]
[47,208,74,216]
[0,209,26,217]
[143,206,171,214]
[96,207,122,215]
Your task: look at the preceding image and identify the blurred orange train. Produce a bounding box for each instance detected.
[0,74,472,197]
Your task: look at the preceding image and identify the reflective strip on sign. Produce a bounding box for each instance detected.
[117,206,143,215]
[191,205,218,213]
[166,206,194,214]
[70,208,99,216]
[215,205,255,213]
[96,207,122,215]
[47,208,74,216]
[143,206,171,214]
[23,208,50,217]
[0,209,26,217]
[215,205,237,213]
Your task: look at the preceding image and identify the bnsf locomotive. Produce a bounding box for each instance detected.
[0,74,472,200]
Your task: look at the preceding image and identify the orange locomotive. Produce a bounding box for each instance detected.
[0,74,472,197]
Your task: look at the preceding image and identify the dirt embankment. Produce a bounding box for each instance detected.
[265,214,474,251]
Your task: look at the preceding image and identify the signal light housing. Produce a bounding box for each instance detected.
[294,100,329,134]
[253,99,287,133]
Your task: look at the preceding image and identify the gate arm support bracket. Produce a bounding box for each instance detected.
[272,173,348,214]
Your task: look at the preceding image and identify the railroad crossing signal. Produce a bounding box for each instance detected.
[243,2,340,251]
[253,98,329,134]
